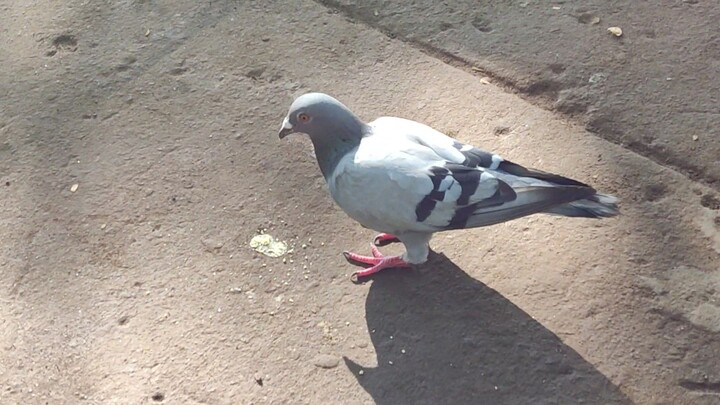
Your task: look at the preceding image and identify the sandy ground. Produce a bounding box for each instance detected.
[1,1,719,404]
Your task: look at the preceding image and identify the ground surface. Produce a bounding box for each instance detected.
[1,1,719,404]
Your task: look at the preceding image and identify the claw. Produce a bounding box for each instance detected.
[373,233,401,247]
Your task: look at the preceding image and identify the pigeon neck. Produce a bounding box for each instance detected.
[312,122,367,179]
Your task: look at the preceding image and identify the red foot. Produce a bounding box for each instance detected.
[373,233,401,247]
[343,245,410,281]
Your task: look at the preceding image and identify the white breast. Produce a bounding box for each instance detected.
[326,135,439,234]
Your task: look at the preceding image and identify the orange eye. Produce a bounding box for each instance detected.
[297,113,310,123]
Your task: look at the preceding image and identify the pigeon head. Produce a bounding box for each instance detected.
[279,93,369,178]
[278,93,367,143]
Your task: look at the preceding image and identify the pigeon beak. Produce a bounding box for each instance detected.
[278,116,294,139]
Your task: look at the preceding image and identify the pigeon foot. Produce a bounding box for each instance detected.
[343,245,410,281]
[373,233,401,246]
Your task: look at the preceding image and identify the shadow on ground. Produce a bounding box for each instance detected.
[344,252,632,405]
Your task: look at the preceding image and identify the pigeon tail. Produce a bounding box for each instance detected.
[544,193,619,218]
[459,185,597,229]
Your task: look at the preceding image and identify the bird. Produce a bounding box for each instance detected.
[278,93,619,280]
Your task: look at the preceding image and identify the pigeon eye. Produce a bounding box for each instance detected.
[297,113,310,123]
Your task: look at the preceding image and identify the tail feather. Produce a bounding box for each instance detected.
[544,193,619,218]
[479,159,619,223]
[462,185,597,228]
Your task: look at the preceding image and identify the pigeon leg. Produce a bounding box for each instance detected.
[343,245,410,280]
[373,233,401,247]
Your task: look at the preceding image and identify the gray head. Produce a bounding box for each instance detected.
[278,93,368,178]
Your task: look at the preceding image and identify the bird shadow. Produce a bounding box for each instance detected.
[344,252,633,405]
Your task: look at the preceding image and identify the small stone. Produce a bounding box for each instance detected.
[692,135,699,141]
[312,354,339,369]
[70,184,79,192]
[358,370,364,375]
[607,27,623,37]
[202,238,224,251]
[479,77,491,85]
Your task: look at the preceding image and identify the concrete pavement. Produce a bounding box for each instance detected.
[1,0,719,403]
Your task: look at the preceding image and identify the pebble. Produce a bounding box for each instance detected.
[607,27,623,37]
[312,354,339,369]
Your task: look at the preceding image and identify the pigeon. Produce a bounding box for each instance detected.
[278,93,619,280]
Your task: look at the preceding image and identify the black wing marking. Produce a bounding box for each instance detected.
[452,142,496,168]
[414,163,516,228]
[415,166,450,222]
[451,140,591,188]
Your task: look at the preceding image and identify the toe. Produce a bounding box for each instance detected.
[370,245,384,258]
[344,250,382,266]
[373,233,400,246]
